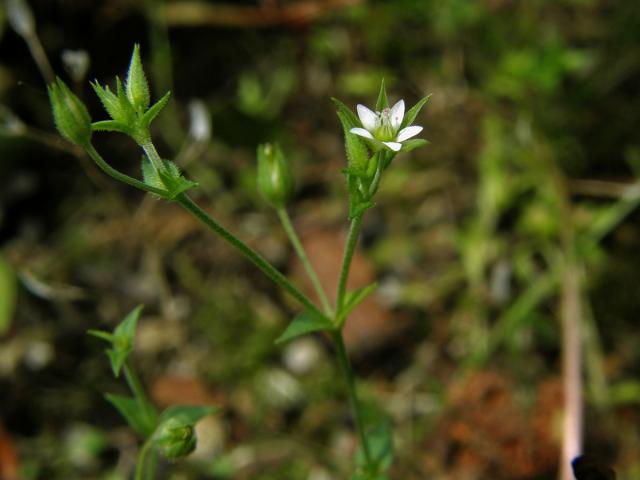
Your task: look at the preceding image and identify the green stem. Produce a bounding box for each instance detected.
[140,138,165,171]
[367,152,385,199]
[85,143,166,196]
[123,363,147,402]
[277,208,333,316]
[335,214,364,312]
[332,331,373,470]
[175,193,326,320]
[134,439,154,480]
[123,362,157,428]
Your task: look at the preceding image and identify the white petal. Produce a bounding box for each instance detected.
[390,100,405,130]
[396,125,423,142]
[350,127,374,139]
[356,104,377,131]
[382,141,402,152]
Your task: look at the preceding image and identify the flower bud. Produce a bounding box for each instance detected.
[257,143,294,208]
[47,78,92,146]
[125,44,150,112]
[153,418,197,459]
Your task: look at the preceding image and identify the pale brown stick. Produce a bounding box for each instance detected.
[159,0,363,28]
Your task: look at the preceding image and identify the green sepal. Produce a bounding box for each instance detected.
[401,93,431,130]
[342,166,368,179]
[104,393,158,436]
[47,77,92,146]
[400,138,430,153]
[152,405,218,460]
[375,79,388,112]
[159,405,219,425]
[88,305,143,377]
[140,91,171,129]
[91,120,133,135]
[275,311,335,345]
[91,77,137,127]
[125,44,150,111]
[91,81,120,121]
[337,282,377,328]
[256,143,295,208]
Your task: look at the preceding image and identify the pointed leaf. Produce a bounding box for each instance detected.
[331,97,360,129]
[275,312,335,344]
[159,405,219,425]
[158,160,198,199]
[337,111,369,172]
[105,393,157,436]
[401,94,431,130]
[375,79,388,111]
[87,329,114,343]
[141,155,165,192]
[91,120,132,135]
[141,91,171,129]
[337,283,377,326]
[126,44,150,111]
[108,305,143,377]
[356,422,394,474]
[400,138,430,153]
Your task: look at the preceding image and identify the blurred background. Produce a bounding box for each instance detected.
[1,0,640,478]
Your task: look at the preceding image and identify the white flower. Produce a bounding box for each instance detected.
[349,100,423,152]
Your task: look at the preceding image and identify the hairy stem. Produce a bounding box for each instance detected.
[335,214,363,311]
[277,208,333,316]
[176,193,326,320]
[332,331,373,470]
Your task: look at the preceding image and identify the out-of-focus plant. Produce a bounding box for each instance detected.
[48,45,430,479]
[89,306,217,479]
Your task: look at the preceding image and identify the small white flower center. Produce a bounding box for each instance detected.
[374,108,396,141]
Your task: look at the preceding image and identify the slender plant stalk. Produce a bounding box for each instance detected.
[332,211,376,474]
[175,193,326,320]
[277,207,333,316]
[85,143,166,196]
[560,260,583,480]
[123,363,148,404]
[332,331,373,469]
[335,214,364,311]
[134,439,154,480]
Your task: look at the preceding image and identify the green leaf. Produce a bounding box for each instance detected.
[356,423,394,476]
[400,138,430,153]
[401,94,432,130]
[337,283,377,327]
[125,44,150,111]
[141,155,166,192]
[91,120,132,135]
[159,405,219,425]
[375,79,388,111]
[105,393,157,436]
[275,311,335,344]
[158,160,198,199]
[140,91,171,129]
[90,305,143,377]
[0,255,17,336]
[87,330,114,343]
[331,97,360,129]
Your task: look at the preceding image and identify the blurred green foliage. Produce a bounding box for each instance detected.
[1,0,640,478]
